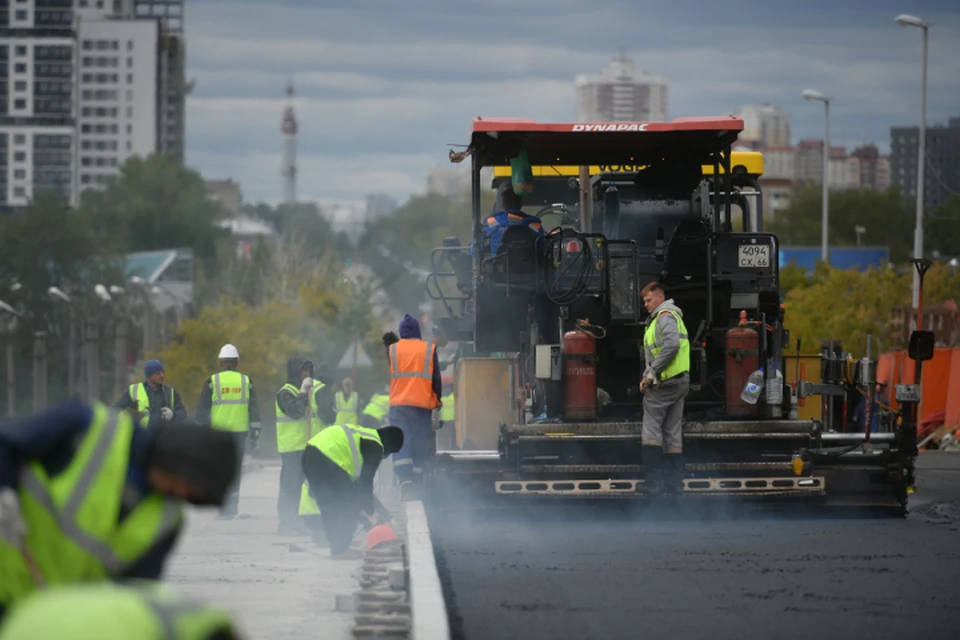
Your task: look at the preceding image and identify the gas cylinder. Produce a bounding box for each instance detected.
[563,330,597,419]
[726,313,760,417]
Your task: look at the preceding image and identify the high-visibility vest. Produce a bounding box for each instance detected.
[643,308,691,380]
[389,339,440,410]
[298,481,321,516]
[0,403,183,607]
[439,393,455,422]
[335,391,359,424]
[127,383,175,428]
[208,370,251,433]
[0,581,236,640]
[275,382,326,454]
[362,393,390,424]
[307,424,383,480]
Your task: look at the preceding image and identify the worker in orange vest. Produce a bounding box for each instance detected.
[383,315,441,499]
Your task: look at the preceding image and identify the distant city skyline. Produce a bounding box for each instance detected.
[183,0,960,207]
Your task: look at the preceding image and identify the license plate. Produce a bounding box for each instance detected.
[738,244,770,268]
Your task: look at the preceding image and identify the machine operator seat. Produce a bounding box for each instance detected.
[442,236,474,295]
[489,224,539,287]
[661,218,710,285]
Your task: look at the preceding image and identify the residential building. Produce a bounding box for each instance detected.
[206,178,243,216]
[846,144,891,191]
[0,0,186,211]
[890,118,960,211]
[576,53,668,122]
[739,104,791,148]
[794,140,848,188]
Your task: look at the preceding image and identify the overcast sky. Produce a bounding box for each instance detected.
[184,0,960,209]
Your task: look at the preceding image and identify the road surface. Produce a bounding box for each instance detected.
[429,453,960,640]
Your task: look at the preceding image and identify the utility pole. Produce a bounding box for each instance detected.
[6,343,14,417]
[32,331,47,412]
[86,318,100,402]
[67,308,77,398]
[114,318,128,399]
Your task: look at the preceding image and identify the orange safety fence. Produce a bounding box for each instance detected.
[877,346,960,438]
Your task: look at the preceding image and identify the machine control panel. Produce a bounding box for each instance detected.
[895,384,921,403]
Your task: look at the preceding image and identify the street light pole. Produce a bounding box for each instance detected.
[896,14,930,311]
[802,89,832,264]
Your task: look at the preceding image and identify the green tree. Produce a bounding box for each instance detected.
[79,155,227,271]
[768,185,914,262]
[783,264,911,357]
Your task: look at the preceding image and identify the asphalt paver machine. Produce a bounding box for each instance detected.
[425,116,915,513]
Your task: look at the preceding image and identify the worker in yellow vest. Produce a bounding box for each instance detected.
[438,384,455,428]
[275,357,335,536]
[194,344,262,520]
[0,400,240,620]
[360,386,391,430]
[334,378,359,424]
[112,360,186,428]
[301,424,404,560]
[0,580,245,639]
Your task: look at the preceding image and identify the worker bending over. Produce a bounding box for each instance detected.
[275,357,335,536]
[301,424,404,560]
[0,400,239,620]
[639,282,691,497]
[335,377,359,424]
[0,580,245,639]
[195,344,262,520]
[384,315,442,498]
[113,359,186,428]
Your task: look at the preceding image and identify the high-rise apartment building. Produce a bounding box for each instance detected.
[890,118,960,211]
[738,104,791,148]
[576,53,667,122]
[0,0,186,211]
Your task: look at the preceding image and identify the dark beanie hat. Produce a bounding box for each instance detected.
[146,423,239,506]
[144,359,164,378]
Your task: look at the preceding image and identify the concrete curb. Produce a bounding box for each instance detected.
[405,500,451,640]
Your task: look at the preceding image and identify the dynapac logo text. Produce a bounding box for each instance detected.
[572,123,649,132]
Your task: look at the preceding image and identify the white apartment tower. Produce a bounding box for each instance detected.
[576,52,668,123]
[738,104,791,148]
[0,0,185,211]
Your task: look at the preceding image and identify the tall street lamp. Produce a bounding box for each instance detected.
[896,13,930,312]
[802,89,832,264]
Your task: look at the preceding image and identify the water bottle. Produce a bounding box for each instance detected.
[741,367,764,405]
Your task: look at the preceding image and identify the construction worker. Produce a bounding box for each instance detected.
[0,400,239,619]
[275,357,335,536]
[360,385,391,430]
[472,183,545,258]
[194,344,261,520]
[0,580,245,639]
[438,382,455,428]
[112,359,186,428]
[384,315,441,498]
[639,282,690,497]
[335,377,360,424]
[301,424,404,560]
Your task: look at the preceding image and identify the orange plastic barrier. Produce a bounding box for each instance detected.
[878,347,960,429]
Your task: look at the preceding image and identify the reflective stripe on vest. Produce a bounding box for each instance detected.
[389,339,439,410]
[129,384,174,428]
[643,308,691,380]
[209,371,250,432]
[275,382,325,453]
[15,406,182,579]
[306,424,382,481]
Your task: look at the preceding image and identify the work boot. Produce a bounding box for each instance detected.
[641,446,664,497]
[662,453,685,497]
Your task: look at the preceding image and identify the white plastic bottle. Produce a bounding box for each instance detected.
[741,367,764,405]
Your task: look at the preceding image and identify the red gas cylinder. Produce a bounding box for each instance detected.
[725,313,760,417]
[563,330,598,419]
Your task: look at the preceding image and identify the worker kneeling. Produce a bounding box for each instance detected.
[300,424,403,560]
[0,580,244,639]
[0,400,239,619]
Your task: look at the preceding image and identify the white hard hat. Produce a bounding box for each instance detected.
[218,344,240,359]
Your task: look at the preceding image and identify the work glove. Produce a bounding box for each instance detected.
[382,332,400,348]
[358,509,380,531]
[434,420,444,432]
[160,407,174,422]
[0,488,27,549]
[640,370,659,393]
[249,425,261,450]
[300,377,314,394]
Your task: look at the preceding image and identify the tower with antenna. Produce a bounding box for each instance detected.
[281,83,298,204]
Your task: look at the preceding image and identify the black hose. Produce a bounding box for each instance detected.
[543,228,593,306]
